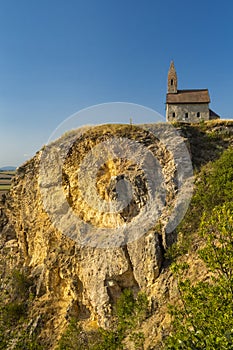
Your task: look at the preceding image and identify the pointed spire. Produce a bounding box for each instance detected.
[167,60,177,93]
[170,60,175,70]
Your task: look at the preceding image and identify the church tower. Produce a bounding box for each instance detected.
[167,60,177,93]
[166,61,220,122]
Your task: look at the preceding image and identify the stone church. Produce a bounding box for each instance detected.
[166,61,220,122]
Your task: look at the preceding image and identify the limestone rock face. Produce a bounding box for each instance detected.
[0,123,194,347]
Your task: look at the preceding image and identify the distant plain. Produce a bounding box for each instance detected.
[0,171,15,197]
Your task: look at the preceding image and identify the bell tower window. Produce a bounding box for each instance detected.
[171,79,174,86]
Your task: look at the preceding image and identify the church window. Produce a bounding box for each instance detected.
[172,112,175,118]
[185,112,188,119]
[171,79,174,86]
[197,112,200,118]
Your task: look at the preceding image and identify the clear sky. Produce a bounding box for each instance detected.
[0,0,233,167]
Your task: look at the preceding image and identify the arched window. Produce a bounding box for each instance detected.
[171,79,174,86]
[197,112,200,118]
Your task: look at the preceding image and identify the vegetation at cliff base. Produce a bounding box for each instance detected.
[57,289,149,350]
[0,270,42,349]
[167,146,233,258]
[165,147,233,349]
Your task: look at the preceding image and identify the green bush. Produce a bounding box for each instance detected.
[13,331,43,350]
[165,147,233,349]
[0,269,39,348]
[166,147,233,259]
[165,203,233,349]
[56,290,149,350]
[11,269,33,300]
[2,301,27,325]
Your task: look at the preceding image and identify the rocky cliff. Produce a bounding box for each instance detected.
[0,120,232,349]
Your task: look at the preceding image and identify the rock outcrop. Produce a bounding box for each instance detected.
[0,120,232,348]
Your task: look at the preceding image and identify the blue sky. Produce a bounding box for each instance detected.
[0,0,233,167]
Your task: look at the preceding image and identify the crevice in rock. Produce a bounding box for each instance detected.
[122,245,137,277]
[158,233,166,261]
[66,300,91,321]
[69,277,91,320]
[105,245,139,306]
[22,228,29,257]
[157,232,166,272]
[160,229,179,269]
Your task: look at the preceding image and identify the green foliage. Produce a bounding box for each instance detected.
[11,269,33,300]
[56,319,89,350]
[0,269,41,349]
[92,328,122,350]
[195,148,233,209]
[93,290,148,350]
[56,290,149,350]
[12,331,43,350]
[165,203,233,349]
[0,269,32,328]
[2,301,27,326]
[198,204,233,280]
[116,289,147,330]
[166,147,233,259]
[129,332,145,350]
[0,329,7,350]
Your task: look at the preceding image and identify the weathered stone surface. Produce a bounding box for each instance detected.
[0,121,232,348]
[166,102,210,122]
[0,124,182,345]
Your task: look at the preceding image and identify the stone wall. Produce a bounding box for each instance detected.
[166,103,210,122]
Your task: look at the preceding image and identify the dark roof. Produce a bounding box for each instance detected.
[166,89,210,104]
[209,108,220,119]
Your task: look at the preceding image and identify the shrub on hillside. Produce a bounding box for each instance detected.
[165,203,233,349]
